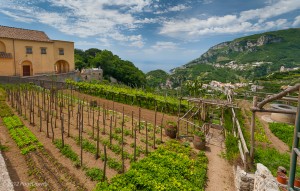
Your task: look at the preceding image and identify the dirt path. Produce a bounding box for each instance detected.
[238,100,289,153]
[256,112,289,153]
[205,127,235,191]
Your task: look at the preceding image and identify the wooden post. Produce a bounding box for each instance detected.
[154,107,157,149]
[32,92,35,126]
[138,107,141,133]
[103,104,106,129]
[250,96,257,161]
[101,105,105,135]
[68,101,70,137]
[39,109,42,132]
[146,122,148,155]
[92,106,95,138]
[80,104,83,166]
[177,98,181,138]
[109,116,113,145]
[46,111,49,138]
[61,114,64,147]
[121,107,125,173]
[134,123,137,161]
[103,145,107,182]
[51,115,54,142]
[96,119,100,159]
[160,107,164,143]
[88,102,90,126]
[114,109,117,128]
[131,111,134,137]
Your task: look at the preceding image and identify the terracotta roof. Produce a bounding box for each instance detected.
[0,26,52,42]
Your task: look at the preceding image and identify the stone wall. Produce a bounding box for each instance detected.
[234,164,280,191]
[24,71,79,82]
[253,163,279,191]
[235,166,255,191]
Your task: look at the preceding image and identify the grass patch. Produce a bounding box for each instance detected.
[269,122,294,149]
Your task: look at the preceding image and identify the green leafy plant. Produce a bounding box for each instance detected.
[95,140,208,190]
[85,167,104,181]
[194,131,206,141]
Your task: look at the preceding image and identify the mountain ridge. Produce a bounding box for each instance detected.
[170,28,300,83]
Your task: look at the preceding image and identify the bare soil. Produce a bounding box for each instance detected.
[3,88,239,191]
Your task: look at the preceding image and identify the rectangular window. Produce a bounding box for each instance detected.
[59,48,64,55]
[26,47,32,54]
[41,47,47,54]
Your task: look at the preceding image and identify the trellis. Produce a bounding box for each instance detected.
[249,83,300,190]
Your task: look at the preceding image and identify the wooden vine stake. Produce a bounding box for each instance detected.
[67,98,70,137]
[32,93,35,126]
[109,116,113,145]
[80,103,83,166]
[145,121,148,156]
[46,111,49,138]
[87,102,90,126]
[92,105,95,138]
[103,145,107,182]
[103,104,106,130]
[134,122,137,162]
[39,109,42,132]
[96,118,100,159]
[61,113,64,147]
[138,107,141,133]
[153,107,157,149]
[131,111,134,137]
[160,107,165,143]
[121,106,125,173]
[114,109,117,128]
[51,115,54,142]
[101,105,105,135]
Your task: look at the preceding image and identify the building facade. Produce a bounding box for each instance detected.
[0,26,74,76]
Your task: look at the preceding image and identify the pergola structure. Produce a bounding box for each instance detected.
[177,97,238,138]
[249,83,300,190]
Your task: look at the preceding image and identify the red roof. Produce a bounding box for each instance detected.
[0,25,52,42]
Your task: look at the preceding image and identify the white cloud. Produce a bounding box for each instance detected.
[293,15,300,27]
[151,41,179,50]
[154,3,190,14]
[0,0,148,45]
[76,41,101,46]
[0,10,35,23]
[168,4,190,12]
[160,0,299,39]
[240,0,300,22]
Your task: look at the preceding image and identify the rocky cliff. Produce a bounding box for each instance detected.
[170,28,300,83]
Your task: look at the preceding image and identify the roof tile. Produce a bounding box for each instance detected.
[0,25,52,42]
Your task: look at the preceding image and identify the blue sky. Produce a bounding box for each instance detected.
[0,0,300,73]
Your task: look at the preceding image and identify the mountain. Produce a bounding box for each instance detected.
[170,28,300,84]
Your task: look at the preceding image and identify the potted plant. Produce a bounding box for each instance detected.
[277,171,287,185]
[295,176,300,187]
[165,121,177,139]
[193,130,206,150]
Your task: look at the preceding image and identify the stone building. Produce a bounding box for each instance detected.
[81,68,103,81]
[0,25,74,76]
